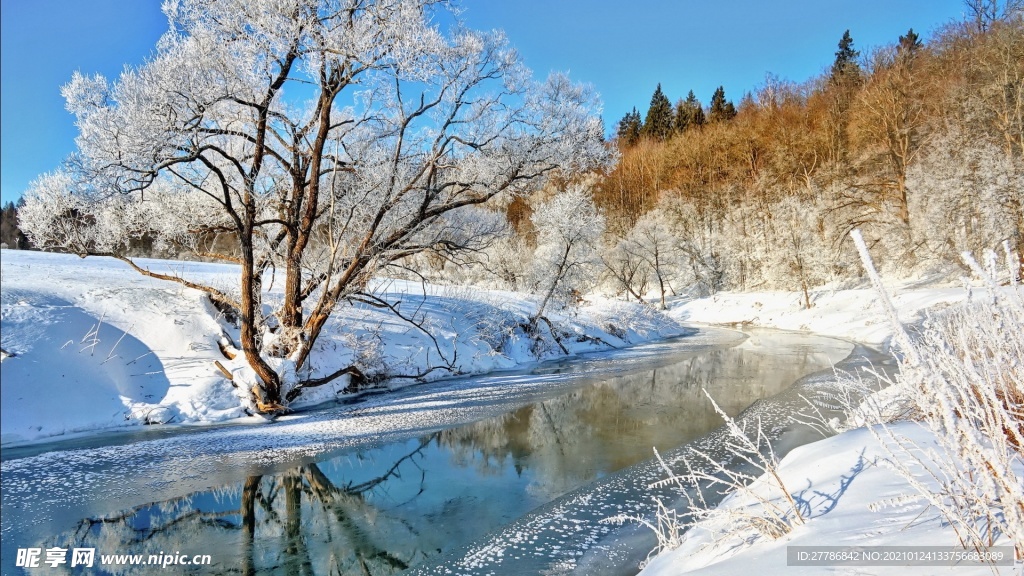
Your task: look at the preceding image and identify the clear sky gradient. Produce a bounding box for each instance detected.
[0,0,968,205]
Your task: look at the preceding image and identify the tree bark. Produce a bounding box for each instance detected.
[239,234,283,407]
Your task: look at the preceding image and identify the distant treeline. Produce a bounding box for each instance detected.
[585,13,1022,298]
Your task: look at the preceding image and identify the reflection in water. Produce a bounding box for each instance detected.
[62,439,437,575]
[30,331,852,575]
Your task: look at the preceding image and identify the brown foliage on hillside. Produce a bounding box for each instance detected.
[595,19,1023,292]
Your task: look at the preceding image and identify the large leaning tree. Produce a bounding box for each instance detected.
[20,0,610,412]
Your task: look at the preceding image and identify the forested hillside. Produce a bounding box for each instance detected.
[373,11,1022,313]
[592,17,1022,303]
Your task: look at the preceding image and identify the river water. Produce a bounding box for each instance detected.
[1,327,873,575]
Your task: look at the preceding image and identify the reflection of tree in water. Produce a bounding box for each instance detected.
[55,435,438,575]
[40,335,836,575]
[435,343,828,499]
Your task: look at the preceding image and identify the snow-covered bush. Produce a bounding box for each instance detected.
[528,185,606,323]
[853,234,1024,558]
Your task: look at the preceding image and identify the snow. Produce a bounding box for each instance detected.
[0,249,686,445]
[669,281,972,347]
[1,252,247,444]
[3,248,1018,574]
[639,422,1021,576]
[638,278,1024,576]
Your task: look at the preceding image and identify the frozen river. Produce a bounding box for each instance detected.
[1,327,874,575]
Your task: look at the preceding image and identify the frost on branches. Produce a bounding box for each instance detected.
[528,185,605,327]
[19,0,609,411]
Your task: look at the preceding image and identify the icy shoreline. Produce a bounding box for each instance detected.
[0,250,687,446]
[641,281,1024,575]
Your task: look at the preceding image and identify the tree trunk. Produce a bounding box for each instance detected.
[239,235,283,408]
[532,243,572,327]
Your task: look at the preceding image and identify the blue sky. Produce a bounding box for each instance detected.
[0,0,967,205]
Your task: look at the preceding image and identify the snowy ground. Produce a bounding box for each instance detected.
[640,423,1021,576]
[669,280,972,346]
[0,250,685,446]
[640,280,1024,575]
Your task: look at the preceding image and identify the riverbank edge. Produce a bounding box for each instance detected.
[1,250,694,448]
[639,282,1023,575]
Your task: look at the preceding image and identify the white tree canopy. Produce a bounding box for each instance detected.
[529,185,606,321]
[21,0,610,408]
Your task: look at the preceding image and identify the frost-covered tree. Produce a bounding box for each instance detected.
[907,128,1024,265]
[765,195,833,307]
[602,239,650,303]
[659,197,724,296]
[529,185,605,325]
[621,209,682,309]
[20,0,608,411]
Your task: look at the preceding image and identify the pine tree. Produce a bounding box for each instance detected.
[617,107,643,147]
[830,30,861,84]
[692,97,706,127]
[674,90,705,132]
[708,86,737,123]
[897,28,923,57]
[642,83,675,141]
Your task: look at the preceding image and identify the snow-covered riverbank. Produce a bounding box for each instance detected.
[639,422,1021,576]
[0,250,686,445]
[670,280,972,347]
[642,277,1024,575]
[4,248,1019,576]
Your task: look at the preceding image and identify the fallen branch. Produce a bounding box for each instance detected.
[214,360,234,382]
[287,365,367,402]
[536,315,569,354]
[217,339,237,360]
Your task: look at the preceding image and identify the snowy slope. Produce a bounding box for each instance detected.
[643,278,1024,576]
[1,252,246,444]
[670,283,972,346]
[0,250,686,445]
[640,423,1021,576]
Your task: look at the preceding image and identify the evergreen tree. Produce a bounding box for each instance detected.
[674,90,705,132]
[897,28,923,57]
[674,98,688,132]
[616,107,643,147]
[708,86,737,123]
[642,83,675,141]
[0,200,29,250]
[827,30,861,163]
[830,29,861,83]
[692,97,706,127]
